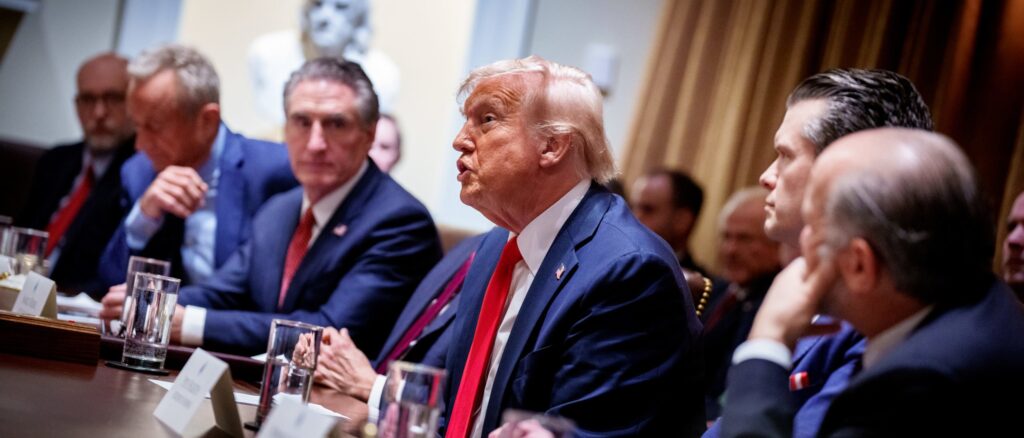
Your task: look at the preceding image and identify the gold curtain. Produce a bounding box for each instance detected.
[623,0,1024,273]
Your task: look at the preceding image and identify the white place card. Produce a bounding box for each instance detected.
[0,255,13,275]
[154,348,243,437]
[257,397,338,438]
[12,271,55,317]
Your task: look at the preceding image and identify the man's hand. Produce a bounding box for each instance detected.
[748,257,841,350]
[314,327,377,401]
[169,304,186,344]
[489,419,557,438]
[139,166,208,219]
[99,283,127,321]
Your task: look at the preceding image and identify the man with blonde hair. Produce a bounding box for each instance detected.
[438,56,703,437]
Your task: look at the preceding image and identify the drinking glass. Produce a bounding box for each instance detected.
[5,227,48,275]
[253,319,323,427]
[497,409,576,438]
[110,256,171,336]
[377,361,446,438]
[120,272,180,371]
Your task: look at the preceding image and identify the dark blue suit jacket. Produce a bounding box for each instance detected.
[709,321,863,438]
[177,161,443,356]
[16,138,135,295]
[372,232,487,370]
[443,184,705,437]
[720,278,1024,437]
[96,126,296,289]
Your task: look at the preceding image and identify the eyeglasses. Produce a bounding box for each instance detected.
[75,92,126,108]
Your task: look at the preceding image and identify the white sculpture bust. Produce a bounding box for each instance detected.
[249,0,400,122]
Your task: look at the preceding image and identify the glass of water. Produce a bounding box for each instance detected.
[377,361,446,438]
[120,272,180,371]
[5,227,48,275]
[253,319,323,427]
[111,256,171,336]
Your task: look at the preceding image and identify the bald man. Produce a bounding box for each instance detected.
[723,128,1024,436]
[17,53,136,294]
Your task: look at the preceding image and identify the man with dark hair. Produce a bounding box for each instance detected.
[708,68,935,438]
[17,53,136,295]
[631,169,707,275]
[1004,190,1024,300]
[96,44,297,292]
[723,128,1024,436]
[102,57,442,355]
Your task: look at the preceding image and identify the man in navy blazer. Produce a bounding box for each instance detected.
[161,58,441,356]
[95,44,296,294]
[17,53,136,295]
[721,128,1024,436]
[437,57,703,438]
[709,68,935,438]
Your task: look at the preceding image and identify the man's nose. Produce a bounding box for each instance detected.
[307,122,328,152]
[759,160,778,189]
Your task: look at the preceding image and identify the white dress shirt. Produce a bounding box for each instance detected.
[470,178,590,438]
[180,161,368,346]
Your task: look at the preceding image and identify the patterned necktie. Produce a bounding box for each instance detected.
[278,208,315,309]
[445,238,522,438]
[45,162,94,256]
[376,252,476,374]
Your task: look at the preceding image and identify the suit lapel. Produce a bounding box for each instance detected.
[482,184,611,429]
[214,129,246,268]
[280,162,382,311]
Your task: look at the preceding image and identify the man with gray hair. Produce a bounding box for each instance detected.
[439,56,703,437]
[97,44,296,306]
[724,128,1024,436]
[161,58,440,355]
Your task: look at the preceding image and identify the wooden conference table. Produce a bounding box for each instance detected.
[0,340,369,437]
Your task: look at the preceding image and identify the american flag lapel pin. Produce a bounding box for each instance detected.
[789,371,810,391]
[333,224,348,237]
[555,264,565,280]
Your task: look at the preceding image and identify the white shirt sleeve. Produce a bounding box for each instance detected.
[367,374,387,424]
[180,305,207,347]
[124,202,164,250]
[732,338,793,369]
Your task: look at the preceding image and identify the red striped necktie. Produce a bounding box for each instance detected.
[278,208,315,309]
[45,162,94,256]
[445,238,522,438]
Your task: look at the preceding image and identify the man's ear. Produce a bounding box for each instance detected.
[196,102,221,136]
[837,237,878,294]
[539,132,574,168]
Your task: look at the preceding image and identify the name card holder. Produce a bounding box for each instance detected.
[154,348,244,437]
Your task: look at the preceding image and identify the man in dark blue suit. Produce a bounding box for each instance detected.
[95,44,296,296]
[17,53,136,295]
[708,68,935,438]
[437,56,703,438]
[722,128,1024,436]
[312,232,488,422]
[158,58,442,356]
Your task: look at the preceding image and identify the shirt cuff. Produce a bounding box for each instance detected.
[125,202,164,250]
[180,305,206,347]
[732,339,793,369]
[367,374,387,424]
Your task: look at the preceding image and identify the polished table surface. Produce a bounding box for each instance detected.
[0,352,369,437]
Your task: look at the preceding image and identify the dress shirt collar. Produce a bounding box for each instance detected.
[83,148,115,179]
[863,304,934,369]
[300,159,369,227]
[194,124,227,184]
[514,179,590,275]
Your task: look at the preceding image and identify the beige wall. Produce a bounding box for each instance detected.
[178,0,477,218]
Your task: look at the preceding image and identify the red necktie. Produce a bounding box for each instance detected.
[376,252,476,374]
[704,284,740,330]
[446,238,522,438]
[45,162,94,256]
[279,208,315,309]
